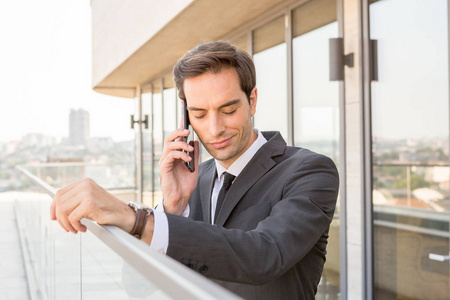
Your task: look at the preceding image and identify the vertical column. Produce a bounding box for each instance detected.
[337,0,348,298]
[343,0,371,298]
[361,0,373,298]
[136,84,143,203]
[285,9,294,147]
[247,31,253,56]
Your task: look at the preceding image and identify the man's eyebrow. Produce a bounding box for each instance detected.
[188,99,241,111]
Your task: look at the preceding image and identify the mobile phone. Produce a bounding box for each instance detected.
[183,100,195,172]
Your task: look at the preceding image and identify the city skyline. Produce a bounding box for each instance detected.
[0,107,134,145]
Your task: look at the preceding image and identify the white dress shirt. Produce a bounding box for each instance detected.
[151,129,267,254]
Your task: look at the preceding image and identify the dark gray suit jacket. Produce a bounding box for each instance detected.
[165,131,339,299]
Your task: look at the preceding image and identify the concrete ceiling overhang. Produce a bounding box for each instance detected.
[92,0,288,98]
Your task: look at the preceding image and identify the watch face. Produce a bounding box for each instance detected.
[128,202,151,212]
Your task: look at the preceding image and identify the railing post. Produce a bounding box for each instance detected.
[406,165,411,206]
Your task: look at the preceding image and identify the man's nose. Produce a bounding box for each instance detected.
[209,114,226,137]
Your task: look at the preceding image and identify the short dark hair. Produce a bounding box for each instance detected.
[173,41,256,103]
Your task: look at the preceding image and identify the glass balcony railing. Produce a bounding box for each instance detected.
[372,163,450,299]
[14,166,241,300]
[373,163,450,232]
[23,162,136,190]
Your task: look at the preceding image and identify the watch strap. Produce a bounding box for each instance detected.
[130,208,149,239]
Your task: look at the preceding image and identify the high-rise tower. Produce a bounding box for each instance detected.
[69,108,90,146]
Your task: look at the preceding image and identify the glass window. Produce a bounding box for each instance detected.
[163,87,177,139]
[293,0,339,161]
[370,0,450,298]
[163,73,177,139]
[253,16,288,139]
[292,1,340,298]
[152,82,163,203]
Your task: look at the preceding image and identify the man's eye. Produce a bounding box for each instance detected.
[193,114,206,119]
[223,109,237,115]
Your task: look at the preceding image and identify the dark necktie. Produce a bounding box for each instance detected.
[214,172,236,222]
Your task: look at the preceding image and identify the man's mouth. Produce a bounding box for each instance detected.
[209,136,233,149]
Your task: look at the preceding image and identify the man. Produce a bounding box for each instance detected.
[51,41,339,299]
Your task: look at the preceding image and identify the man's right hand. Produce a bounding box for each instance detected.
[159,128,199,215]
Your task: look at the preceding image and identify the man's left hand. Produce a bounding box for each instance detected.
[50,178,136,234]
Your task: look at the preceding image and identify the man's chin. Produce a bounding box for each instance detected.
[206,147,235,162]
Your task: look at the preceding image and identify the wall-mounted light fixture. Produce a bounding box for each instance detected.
[329,38,378,82]
[130,115,149,129]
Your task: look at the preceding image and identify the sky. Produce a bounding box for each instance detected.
[0,1,134,143]
[370,0,449,140]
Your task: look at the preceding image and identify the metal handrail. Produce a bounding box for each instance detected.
[374,220,450,238]
[17,166,242,300]
[372,162,448,167]
[374,204,450,221]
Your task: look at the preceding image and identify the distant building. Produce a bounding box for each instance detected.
[89,137,114,151]
[69,109,90,147]
[22,133,56,148]
[3,140,19,156]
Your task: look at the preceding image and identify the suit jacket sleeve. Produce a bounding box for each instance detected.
[165,152,339,285]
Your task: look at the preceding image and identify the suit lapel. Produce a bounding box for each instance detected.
[215,132,286,226]
[198,161,216,224]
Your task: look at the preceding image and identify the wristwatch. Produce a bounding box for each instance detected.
[127,202,152,239]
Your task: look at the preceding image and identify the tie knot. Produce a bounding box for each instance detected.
[222,172,236,189]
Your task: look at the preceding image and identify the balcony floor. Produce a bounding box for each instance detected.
[0,194,30,300]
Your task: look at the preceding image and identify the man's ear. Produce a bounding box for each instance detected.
[249,87,257,116]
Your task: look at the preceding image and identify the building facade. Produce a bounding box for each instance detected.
[69,108,90,147]
[90,0,450,299]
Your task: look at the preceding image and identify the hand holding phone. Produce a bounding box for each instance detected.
[183,100,195,172]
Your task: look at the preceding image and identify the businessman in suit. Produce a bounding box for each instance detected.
[51,41,339,299]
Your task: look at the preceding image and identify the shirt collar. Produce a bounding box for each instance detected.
[215,129,267,181]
